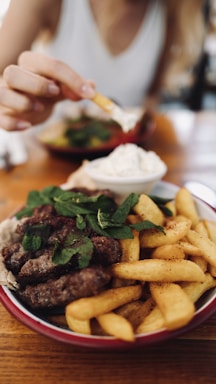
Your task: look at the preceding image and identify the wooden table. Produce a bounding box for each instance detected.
[0,110,216,384]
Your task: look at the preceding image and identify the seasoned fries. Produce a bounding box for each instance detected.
[65,188,216,342]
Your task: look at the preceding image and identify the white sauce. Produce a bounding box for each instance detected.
[111,105,139,132]
[96,143,166,177]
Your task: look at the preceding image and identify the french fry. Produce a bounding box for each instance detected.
[181,273,216,303]
[96,312,135,342]
[111,259,205,282]
[186,229,216,267]
[66,285,142,321]
[140,218,191,248]
[65,312,91,335]
[151,244,185,260]
[150,282,195,330]
[136,306,165,333]
[195,221,209,237]
[178,240,203,257]
[165,200,176,216]
[175,188,199,228]
[203,220,216,244]
[120,229,140,262]
[116,298,154,330]
[133,194,164,226]
[189,255,207,272]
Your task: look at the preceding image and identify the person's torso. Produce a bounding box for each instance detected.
[41,0,166,107]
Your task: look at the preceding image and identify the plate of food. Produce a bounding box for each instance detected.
[37,106,155,157]
[0,180,216,350]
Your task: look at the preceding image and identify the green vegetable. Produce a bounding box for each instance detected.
[65,119,112,148]
[17,186,167,266]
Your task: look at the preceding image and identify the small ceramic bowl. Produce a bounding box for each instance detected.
[85,149,167,201]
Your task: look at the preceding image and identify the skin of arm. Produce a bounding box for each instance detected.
[0,0,57,74]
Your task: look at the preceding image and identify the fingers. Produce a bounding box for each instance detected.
[3,65,60,98]
[0,106,31,131]
[0,51,96,131]
[18,51,96,99]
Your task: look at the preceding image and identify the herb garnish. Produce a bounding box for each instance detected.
[17,186,167,266]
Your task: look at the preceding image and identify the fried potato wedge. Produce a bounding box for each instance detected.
[133,194,164,226]
[111,259,205,282]
[186,229,216,267]
[181,273,216,302]
[66,285,142,321]
[96,312,135,342]
[151,244,185,260]
[136,306,165,334]
[65,313,91,335]
[150,282,195,330]
[140,219,191,248]
[175,188,199,228]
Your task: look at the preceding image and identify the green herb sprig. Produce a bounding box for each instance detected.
[17,186,168,266]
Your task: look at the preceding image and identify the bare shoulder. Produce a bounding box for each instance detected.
[5,0,61,28]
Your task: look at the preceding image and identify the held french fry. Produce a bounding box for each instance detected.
[96,312,135,342]
[150,282,195,330]
[111,259,205,282]
[66,285,142,321]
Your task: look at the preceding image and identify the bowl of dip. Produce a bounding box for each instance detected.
[85,143,167,201]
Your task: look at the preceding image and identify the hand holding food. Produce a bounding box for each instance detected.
[0,51,96,131]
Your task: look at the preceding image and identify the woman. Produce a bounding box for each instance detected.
[0,0,207,131]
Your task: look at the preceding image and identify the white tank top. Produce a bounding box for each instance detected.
[43,0,165,108]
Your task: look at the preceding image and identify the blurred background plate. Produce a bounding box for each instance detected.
[36,107,155,158]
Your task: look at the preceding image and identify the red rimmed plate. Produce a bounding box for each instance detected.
[36,110,155,158]
[0,181,216,349]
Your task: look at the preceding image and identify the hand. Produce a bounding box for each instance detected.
[0,51,96,131]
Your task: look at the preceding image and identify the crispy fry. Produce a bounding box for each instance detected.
[65,312,91,335]
[178,240,203,257]
[136,306,165,333]
[133,194,164,226]
[165,200,176,216]
[140,219,191,248]
[151,244,185,260]
[120,229,140,262]
[116,298,154,330]
[96,312,135,342]
[66,285,142,321]
[181,273,216,302]
[189,255,207,272]
[203,220,216,244]
[186,229,216,267]
[195,221,209,237]
[111,259,205,282]
[150,282,195,330]
[175,188,199,228]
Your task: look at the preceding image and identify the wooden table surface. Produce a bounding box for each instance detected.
[0,110,216,384]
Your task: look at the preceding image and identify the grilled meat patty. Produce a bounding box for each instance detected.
[2,198,122,310]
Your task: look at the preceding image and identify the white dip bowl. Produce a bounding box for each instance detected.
[85,143,167,201]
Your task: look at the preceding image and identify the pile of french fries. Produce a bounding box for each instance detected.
[65,188,216,342]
